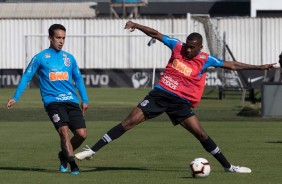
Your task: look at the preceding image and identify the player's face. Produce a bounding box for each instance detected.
[185,39,203,59]
[49,29,66,51]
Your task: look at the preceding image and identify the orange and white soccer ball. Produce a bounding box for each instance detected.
[188,158,211,178]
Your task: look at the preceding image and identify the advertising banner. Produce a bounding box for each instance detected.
[0,68,278,89]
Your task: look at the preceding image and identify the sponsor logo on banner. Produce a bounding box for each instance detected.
[82,74,110,86]
[0,75,21,86]
[131,72,150,88]
[248,76,264,83]
[205,70,241,87]
[205,71,223,86]
[1,68,277,88]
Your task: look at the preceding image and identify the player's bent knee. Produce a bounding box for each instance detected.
[74,128,87,140]
[195,132,208,141]
[121,120,138,130]
[77,131,87,140]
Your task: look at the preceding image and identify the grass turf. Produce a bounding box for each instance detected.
[0,88,281,184]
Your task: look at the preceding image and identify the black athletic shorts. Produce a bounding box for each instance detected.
[137,88,195,125]
[46,102,86,131]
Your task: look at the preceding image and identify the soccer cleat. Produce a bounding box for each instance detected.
[58,151,68,173]
[224,165,251,173]
[75,145,95,160]
[70,167,80,175]
[59,165,69,173]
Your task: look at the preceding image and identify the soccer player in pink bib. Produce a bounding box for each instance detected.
[75,21,275,173]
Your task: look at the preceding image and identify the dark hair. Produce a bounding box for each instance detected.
[186,32,203,44]
[48,24,66,37]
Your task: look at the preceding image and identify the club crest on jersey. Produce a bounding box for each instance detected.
[140,100,149,107]
[63,58,70,67]
[44,53,51,58]
[52,114,60,123]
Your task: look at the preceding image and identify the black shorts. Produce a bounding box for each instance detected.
[137,88,195,125]
[46,102,86,131]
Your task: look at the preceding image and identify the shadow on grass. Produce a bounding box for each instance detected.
[0,166,146,174]
[0,166,149,173]
[266,141,282,144]
[181,176,199,179]
[81,166,148,172]
[237,105,261,117]
[80,166,191,173]
[0,166,57,173]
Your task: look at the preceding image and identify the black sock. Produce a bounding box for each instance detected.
[201,137,231,168]
[91,123,126,152]
[67,156,79,171]
[58,151,68,168]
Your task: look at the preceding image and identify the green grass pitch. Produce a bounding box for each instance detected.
[0,88,281,184]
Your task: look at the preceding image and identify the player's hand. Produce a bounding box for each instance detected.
[81,103,88,115]
[6,99,16,109]
[124,21,136,32]
[260,63,276,70]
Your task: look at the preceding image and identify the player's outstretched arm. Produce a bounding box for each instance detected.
[124,21,164,42]
[221,61,276,70]
[6,99,16,109]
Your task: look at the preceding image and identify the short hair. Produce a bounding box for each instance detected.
[186,32,203,44]
[48,24,66,37]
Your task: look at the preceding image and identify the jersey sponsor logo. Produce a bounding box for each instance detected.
[140,99,149,107]
[56,92,74,101]
[52,114,60,123]
[161,74,178,90]
[172,59,192,76]
[49,72,69,81]
[63,58,70,67]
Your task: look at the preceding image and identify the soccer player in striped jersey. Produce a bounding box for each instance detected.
[6,24,89,175]
[75,21,275,173]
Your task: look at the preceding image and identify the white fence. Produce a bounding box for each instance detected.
[0,16,282,70]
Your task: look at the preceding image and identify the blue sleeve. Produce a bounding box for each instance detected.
[13,56,40,102]
[72,58,89,104]
[162,35,180,50]
[202,55,223,70]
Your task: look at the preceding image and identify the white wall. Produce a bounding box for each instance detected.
[0,18,206,69]
[251,0,282,17]
[0,16,282,69]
